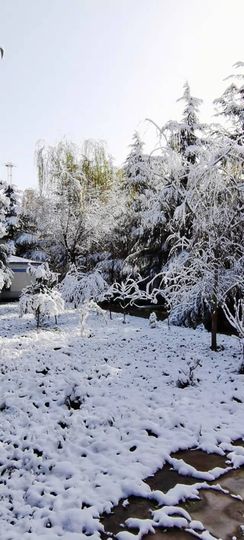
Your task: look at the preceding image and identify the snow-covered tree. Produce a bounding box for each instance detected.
[148,137,244,350]
[119,133,162,276]
[36,141,86,271]
[36,140,118,274]
[0,185,13,291]
[0,181,20,255]
[81,139,114,194]
[19,263,64,328]
[16,189,47,261]
[170,82,205,165]
[160,84,206,240]
[124,132,150,194]
[132,85,207,279]
[214,61,244,138]
[138,76,243,350]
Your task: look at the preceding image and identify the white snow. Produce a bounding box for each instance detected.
[0,303,244,539]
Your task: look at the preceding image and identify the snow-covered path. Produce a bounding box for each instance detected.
[0,303,244,539]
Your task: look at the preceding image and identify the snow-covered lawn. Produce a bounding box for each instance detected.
[0,303,244,540]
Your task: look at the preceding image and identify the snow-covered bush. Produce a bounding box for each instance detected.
[149,312,158,328]
[59,265,108,307]
[80,300,107,337]
[105,275,151,323]
[176,360,201,388]
[19,263,64,327]
[222,295,244,360]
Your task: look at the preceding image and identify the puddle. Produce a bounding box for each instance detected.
[101,448,244,540]
[143,530,195,540]
[171,449,228,472]
[145,463,197,492]
[101,463,198,538]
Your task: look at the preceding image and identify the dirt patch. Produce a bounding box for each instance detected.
[232,438,244,448]
[101,496,158,538]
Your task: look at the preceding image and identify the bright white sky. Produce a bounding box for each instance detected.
[0,0,243,189]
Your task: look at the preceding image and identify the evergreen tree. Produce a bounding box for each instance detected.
[214,62,244,138]
[16,189,47,261]
[158,84,206,257]
[0,184,12,291]
[175,82,204,165]
[134,85,206,279]
[121,132,159,276]
[124,132,148,194]
[3,182,20,254]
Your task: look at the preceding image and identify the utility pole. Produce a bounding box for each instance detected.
[5,162,15,185]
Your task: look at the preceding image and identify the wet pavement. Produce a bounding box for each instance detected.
[101,441,244,540]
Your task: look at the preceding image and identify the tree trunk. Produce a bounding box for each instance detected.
[36,308,40,328]
[211,267,219,351]
[211,309,218,351]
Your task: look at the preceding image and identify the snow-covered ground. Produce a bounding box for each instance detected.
[0,303,244,540]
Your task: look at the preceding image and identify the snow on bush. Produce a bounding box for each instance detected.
[105,275,154,323]
[80,299,107,337]
[176,359,201,388]
[19,263,64,327]
[59,265,108,307]
[149,311,158,328]
[223,294,244,360]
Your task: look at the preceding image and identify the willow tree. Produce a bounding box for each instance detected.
[36,140,117,273]
[81,139,114,197]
